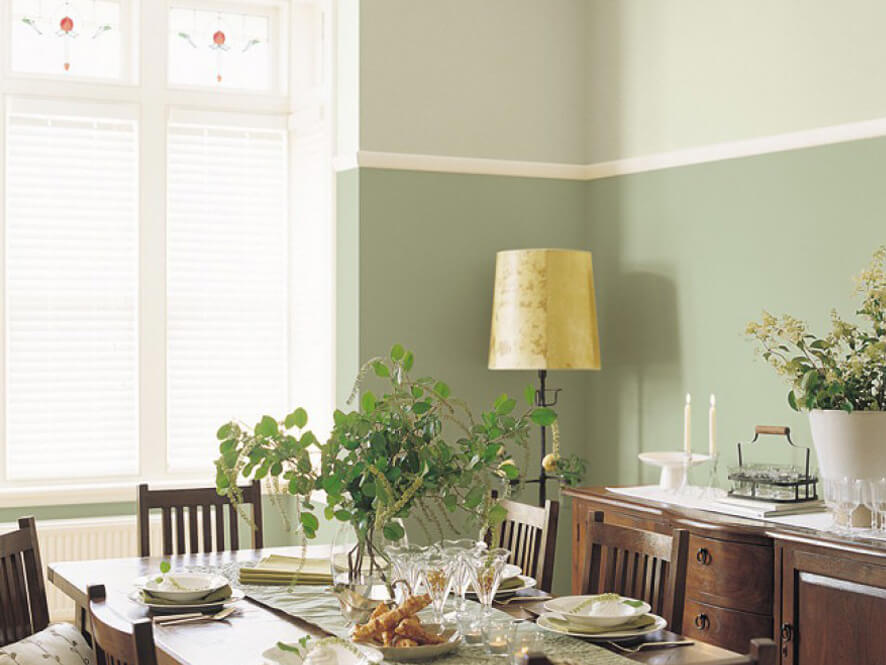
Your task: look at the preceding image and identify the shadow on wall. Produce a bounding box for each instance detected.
[585,226,684,486]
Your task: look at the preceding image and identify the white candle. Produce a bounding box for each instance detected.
[684,393,692,455]
[709,394,717,457]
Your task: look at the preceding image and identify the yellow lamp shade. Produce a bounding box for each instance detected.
[488,249,601,370]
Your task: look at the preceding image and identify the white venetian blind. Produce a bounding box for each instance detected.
[5,98,139,480]
[166,111,288,472]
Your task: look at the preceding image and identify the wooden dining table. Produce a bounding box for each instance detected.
[48,545,753,665]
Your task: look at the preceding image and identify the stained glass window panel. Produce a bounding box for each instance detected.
[11,0,123,79]
[168,6,273,91]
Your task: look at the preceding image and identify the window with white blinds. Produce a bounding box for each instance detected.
[4,99,139,480]
[166,113,288,472]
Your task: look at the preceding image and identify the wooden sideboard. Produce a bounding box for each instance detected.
[565,487,886,664]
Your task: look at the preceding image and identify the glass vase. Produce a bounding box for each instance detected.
[329,520,406,625]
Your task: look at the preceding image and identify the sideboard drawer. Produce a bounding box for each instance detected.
[682,598,773,654]
[687,534,773,614]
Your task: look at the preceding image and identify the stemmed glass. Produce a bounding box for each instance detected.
[443,540,487,615]
[466,547,511,617]
[860,479,878,532]
[420,549,458,625]
[837,477,862,533]
[870,478,886,533]
[823,478,841,531]
[385,543,426,603]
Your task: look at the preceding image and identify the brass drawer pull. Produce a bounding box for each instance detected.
[696,547,712,565]
[694,613,710,630]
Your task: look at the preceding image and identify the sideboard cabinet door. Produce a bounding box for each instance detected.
[778,540,886,665]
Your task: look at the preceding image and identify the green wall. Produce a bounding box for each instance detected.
[347,168,590,592]
[341,134,886,592]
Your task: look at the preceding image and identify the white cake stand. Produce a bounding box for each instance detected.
[638,451,712,490]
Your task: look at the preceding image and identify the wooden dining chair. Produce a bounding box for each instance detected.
[0,517,94,663]
[492,499,559,592]
[580,511,690,633]
[88,584,157,665]
[743,638,777,665]
[137,481,263,557]
[0,516,50,646]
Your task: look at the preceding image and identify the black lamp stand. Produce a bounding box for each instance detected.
[527,369,561,506]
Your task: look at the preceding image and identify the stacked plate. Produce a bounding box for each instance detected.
[131,572,244,613]
[537,595,666,642]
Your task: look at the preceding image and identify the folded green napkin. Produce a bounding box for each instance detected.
[239,574,331,587]
[498,576,525,591]
[141,584,232,606]
[547,613,656,635]
[239,555,332,586]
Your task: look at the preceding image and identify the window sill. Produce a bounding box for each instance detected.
[0,478,319,509]
[0,478,222,508]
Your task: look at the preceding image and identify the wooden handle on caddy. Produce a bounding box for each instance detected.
[755,425,789,436]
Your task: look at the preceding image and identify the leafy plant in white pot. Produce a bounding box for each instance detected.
[746,247,886,486]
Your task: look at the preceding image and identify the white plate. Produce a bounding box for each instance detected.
[536,612,666,641]
[361,625,460,662]
[544,595,651,629]
[465,574,536,598]
[129,587,245,613]
[263,639,383,665]
[139,573,229,603]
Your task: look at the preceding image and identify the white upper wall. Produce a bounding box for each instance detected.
[587,0,886,163]
[344,0,886,167]
[358,0,588,164]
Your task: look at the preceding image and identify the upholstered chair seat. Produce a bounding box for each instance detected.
[0,622,93,665]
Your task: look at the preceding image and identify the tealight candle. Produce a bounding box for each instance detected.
[483,618,513,655]
[512,646,530,665]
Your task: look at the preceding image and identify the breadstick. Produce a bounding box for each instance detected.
[352,595,431,641]
[395,616,444,645]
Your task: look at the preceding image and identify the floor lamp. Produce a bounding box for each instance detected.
[488,249,601,506]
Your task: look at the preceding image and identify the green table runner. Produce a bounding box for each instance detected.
[194,562,633,665]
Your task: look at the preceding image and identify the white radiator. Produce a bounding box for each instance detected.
[0,516,162,622]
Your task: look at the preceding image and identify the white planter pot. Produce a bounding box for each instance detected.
[808,410,886,481]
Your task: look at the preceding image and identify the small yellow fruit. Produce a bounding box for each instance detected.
[542,453,559,472]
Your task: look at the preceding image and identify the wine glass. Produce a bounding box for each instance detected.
[385,543,427,602]
[871,478,886,533]
[443,540,487,615]
[860,479,878,532]
[466,547,511,616]
[837,477,861,533]
[420,549,458,625]
[822,478,840,531]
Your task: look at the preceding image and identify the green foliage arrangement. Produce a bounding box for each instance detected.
[214,344,586,574]
[746,247,886,412]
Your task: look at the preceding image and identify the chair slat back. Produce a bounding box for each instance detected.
[137,481,263,557]
[88,585,157,665]
[0,516,50,646]
[580,511,689,632]
[494,499,559,592]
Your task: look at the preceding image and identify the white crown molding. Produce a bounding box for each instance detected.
[333,115,886,181]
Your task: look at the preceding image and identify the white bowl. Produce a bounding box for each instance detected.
[362,624,460,662]
[263,640,382,665]
[544,595,651,629]
[142,573,228,603]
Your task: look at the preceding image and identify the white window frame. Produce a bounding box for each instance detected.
[0,0,335,506]
[4,0,141,86]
